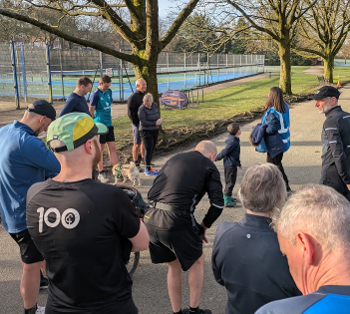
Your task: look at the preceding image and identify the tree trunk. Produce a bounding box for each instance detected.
[133,58,159,106]
[323,55,334,83]
[278,41,292,95]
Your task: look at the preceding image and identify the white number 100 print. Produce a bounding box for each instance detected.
[37,207,80,233]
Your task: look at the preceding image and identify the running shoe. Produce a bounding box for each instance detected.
[150,168,159,174]
[36,306,46,314]
[40,277,49,289]
[144,168,158,176]
[39,270,48,290]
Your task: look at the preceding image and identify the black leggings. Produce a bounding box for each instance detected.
[140,129,159,170]
[266,152,290,188]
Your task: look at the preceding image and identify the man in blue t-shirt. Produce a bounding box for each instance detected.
[59,76,93,117]
[256,184,350,314]
[89,75,118,183]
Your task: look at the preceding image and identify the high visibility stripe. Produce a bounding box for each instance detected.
[325,127,338,131]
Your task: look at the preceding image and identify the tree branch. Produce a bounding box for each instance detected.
[159,0,200,51]
[0,8,139,64]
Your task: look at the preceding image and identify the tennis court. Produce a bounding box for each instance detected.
[0,43,264,104]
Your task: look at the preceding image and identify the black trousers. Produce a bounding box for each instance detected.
[140,129,159,170]
[321,165,350,201]
[224,167,237,196]
[266,152,290,188]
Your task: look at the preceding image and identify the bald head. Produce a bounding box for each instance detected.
[136,78,147,93]
[195,140,217,161]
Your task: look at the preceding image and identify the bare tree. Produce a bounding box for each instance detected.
[0,0,200,104]
[338,41,350,64]
[214,0,317,94]
[293,0,350,82]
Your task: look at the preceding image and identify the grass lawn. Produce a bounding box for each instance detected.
[112,66,329,155]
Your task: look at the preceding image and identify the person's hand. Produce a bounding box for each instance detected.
[347,184,350,191]
[203,233,208,243]
[200,222,208,243]
[156,118,163,126]
[238,166,242,169]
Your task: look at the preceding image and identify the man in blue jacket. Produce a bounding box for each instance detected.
[0,100,60,314]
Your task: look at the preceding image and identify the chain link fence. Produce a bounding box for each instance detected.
[0,42,264,107]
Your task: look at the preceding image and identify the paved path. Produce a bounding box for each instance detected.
[2,73,350,313]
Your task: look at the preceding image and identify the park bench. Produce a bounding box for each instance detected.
[180,86,204,104]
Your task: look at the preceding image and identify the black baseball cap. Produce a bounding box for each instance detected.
[311,86,340,100]
[26,100,56,121]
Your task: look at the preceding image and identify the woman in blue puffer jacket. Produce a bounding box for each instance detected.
[256,87,291,191]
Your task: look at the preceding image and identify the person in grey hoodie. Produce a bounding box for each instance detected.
[138,93,162,176]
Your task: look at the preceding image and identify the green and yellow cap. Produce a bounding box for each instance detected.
[47,112,108,152]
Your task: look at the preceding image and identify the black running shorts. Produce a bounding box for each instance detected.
[10,229,44,264]
[144,208,204,271]
[99,126,115,144]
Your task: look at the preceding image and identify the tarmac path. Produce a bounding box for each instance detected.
[1,71,350,313]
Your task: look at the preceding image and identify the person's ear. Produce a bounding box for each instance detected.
[297,232,315,265]
[84,139,93,154]
[39,116,46,124]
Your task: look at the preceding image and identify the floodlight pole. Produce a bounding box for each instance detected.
[10,41,20,109]
[46,42,53,103]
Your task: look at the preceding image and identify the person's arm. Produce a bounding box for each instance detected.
[127,96,139,126]
[211,224,227,286]
[237,141,241,167]
[216,141,235,161]
[215,150,223,161]
[202,166,224,228]
[21,137,61,173]
[89,106,95,118]
[324,122,350,185]
[129,222,149,252]
[89,90,98,118]
[115,189,149,253]
[58,97,76,117]
[265,112,280,134]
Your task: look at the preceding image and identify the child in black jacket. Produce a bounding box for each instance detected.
[215,123,242,207]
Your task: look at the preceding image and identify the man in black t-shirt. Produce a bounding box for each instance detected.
[144,140,224,314]
[26,112,149,314]
[127,78,146,166]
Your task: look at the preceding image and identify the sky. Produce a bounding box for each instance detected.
[158,0,175,17]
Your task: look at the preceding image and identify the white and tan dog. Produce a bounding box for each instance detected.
[112,162,141,186]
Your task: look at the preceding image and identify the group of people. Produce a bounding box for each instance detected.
[0,80,350,314]
[127,78,162,176]
[54,75,162,182]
